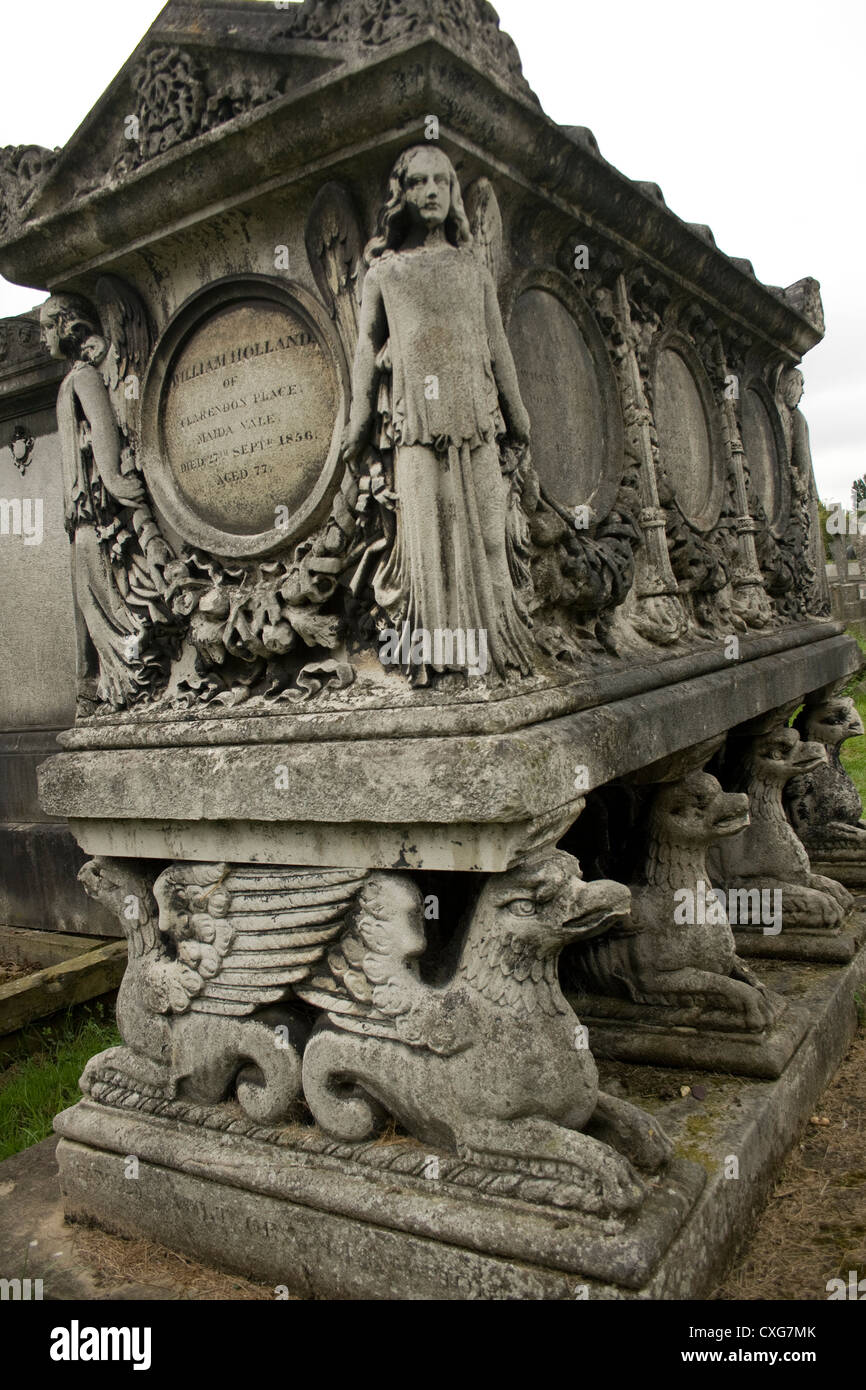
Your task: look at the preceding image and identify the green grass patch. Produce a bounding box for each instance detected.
[0,1005,119,1161]
[836,628,866,801]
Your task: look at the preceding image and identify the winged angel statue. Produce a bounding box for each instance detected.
[40,279,175,710]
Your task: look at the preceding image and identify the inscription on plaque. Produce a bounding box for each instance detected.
[161,299,339,535]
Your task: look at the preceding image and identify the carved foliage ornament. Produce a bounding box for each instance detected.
[49,156,829,714]
[0,144,58,238]
[115,47,286,176]
[279,0,536,100]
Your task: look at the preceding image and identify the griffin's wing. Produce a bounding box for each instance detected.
[464,177,503,285]
[296,872,467,1052]
[153,863,368,1017]
[93,274,153,443]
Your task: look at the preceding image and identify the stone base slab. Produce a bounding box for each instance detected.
[55,1109,701,1299]
[811,856,866,890]
[53,944,866,1299]
[734,915,866,963]
[571,996,811,1079]
[39,632,859,873]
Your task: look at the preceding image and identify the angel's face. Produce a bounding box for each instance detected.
[39,306,63,360]
[403,149,452,232]
[782,369,804,409]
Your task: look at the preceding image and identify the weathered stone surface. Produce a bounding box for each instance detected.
[573,995,812,1079]
[38,638,861,873]
[0,822,121,936]
[53,941,866,1298]
[161,301,339,537]
[734,916,866,964]
[507,283,618,514]
[785,695,866,889]
[0,0,858,1301]
[565,771,803,1074]
[77,850,675,1223]
[652,344,721,530]
[709,723,854,935]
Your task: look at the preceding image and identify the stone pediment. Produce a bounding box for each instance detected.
[1,0,535,246]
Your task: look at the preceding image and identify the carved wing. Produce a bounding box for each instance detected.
[153,863,369,1016]
[298,872,466,1053]
[305,181,364,364]
[93,274,153,446]
[464,176,503,285]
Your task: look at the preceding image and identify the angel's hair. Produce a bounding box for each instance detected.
[364,146,472,266]
[41,293,102,361]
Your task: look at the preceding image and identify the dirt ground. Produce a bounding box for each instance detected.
[65,1022,865,1302]
[69,1226,276,1301]
[0,957,38,987]
[714,1024,866,1300]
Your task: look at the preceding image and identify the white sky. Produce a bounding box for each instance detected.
[1,0,863,504]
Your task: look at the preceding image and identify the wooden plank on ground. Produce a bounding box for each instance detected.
[0,942,127,1037]
[0,926,109,967]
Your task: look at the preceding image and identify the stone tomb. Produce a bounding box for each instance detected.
[0,0,862,1298]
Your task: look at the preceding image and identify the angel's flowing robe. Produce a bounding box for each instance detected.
[57,362,164,707]
[365,244,533,677]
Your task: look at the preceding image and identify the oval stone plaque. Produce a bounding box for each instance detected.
[509,288,610,510]
[161,299,339,536]
[741,386,783,528]
[653,346,717,528]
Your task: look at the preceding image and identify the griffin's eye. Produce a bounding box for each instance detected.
[508,899,537,917]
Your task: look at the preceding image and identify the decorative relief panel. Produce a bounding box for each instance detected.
[507,271,622,520]
[651,335,724,534]
[39,144,833,717]
[740,381,789,538]
[142,278,347,558]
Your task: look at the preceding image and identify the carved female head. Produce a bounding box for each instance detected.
[780,366,805,410]
[364,145,472,264]
[39,294,103,363]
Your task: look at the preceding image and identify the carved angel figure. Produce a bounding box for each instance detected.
[343,145,534,681]
[778,366,829,617]
[40,286,174,710]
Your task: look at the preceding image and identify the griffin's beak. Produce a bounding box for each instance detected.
[712,793,750,837]
[563,880,631,939]
[795,740,828,774]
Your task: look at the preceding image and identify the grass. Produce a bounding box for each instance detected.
[839,630,866,794]
[0,1005,119,1161]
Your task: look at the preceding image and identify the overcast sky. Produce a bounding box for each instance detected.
[1,0,862,503]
